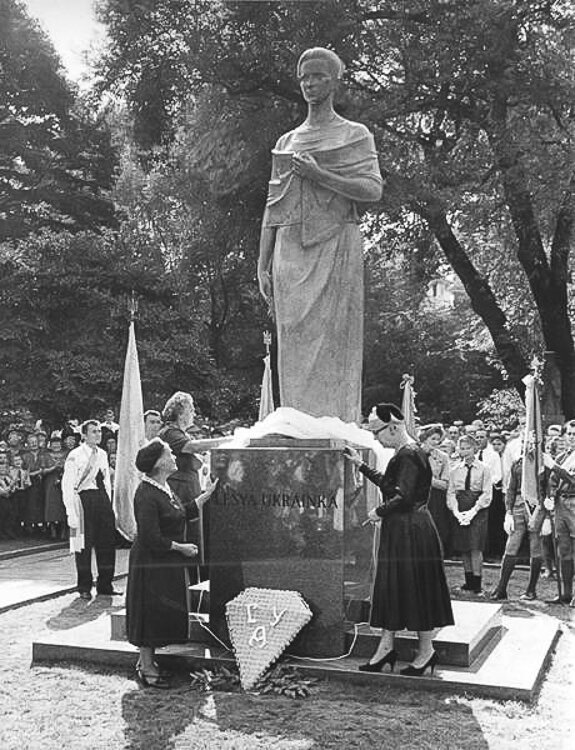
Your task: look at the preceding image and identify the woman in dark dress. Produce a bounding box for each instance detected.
[419,424,452,558]
[43,435,67,539]
[126,439,217,688]
[344,403,454,676]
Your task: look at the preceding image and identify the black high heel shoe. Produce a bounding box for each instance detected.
[136,668,170,689]
[358,649,398,673]
[136,659,171,678]
[400,651,438,677]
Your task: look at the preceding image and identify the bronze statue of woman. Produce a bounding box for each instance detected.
[258,47,383,423]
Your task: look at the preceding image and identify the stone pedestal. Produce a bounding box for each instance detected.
[208,439,371,657]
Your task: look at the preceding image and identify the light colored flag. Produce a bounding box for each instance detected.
[258,353,275,421]
[400,373,417,439]
[258,331,275,421]
[521,373,544,510]
[113,320,145,540]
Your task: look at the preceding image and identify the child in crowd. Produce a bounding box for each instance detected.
[447,435,492,594]
[0,452,17,539]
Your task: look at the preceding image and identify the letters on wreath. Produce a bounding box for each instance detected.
[225,587,313,690]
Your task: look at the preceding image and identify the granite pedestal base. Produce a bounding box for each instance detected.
[208,440,371,657]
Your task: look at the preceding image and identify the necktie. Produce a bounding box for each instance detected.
[478,450,484,462]
[465,464,472,490]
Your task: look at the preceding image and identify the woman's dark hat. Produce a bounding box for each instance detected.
[136,439,165,474]
[367,403,404,432]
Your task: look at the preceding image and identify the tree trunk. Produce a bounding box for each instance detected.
[420,200,529,393]
[488,96,575,417]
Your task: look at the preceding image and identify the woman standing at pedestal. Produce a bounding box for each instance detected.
[344,404,453,676]
[126,439,216,688]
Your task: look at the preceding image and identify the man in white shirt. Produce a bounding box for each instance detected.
[62,420,118,600]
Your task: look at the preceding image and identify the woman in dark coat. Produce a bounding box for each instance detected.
[126,439,217,688]
[344,403,454,676]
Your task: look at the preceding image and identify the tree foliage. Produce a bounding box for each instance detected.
[0,0,117,240]
[0,228,258,425]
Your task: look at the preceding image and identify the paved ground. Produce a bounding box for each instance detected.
[0,542,573,748]
[0,543,129,612]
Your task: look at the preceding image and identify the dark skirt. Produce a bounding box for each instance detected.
[44,474,66,523]
[485,487,506,558]
[452,489,488,552]
[22,479,44,524]
[370,507,454,632]
[126,542,189,648]
[426,487,451,557]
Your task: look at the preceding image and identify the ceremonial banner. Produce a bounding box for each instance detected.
[113,320,145,540]
[400,373,417,439]
[521,373,544,509]
[258,353,275,421]
[226,587,313,690]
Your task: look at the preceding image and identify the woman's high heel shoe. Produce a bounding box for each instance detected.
[136,667,170,689]
[358,649,398,673]
[136,659,171,678]
[400,651,438,677]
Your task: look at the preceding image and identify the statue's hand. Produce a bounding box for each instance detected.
[258,269,273,305]
[292,151,322,181]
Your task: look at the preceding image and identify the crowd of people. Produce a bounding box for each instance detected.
[0,405,218,543]
[414,416,574,603]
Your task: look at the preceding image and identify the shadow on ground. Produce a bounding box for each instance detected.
[46,594,124,631]
[120,676,490,750]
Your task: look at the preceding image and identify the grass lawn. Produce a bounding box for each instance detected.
[1,562,573,749]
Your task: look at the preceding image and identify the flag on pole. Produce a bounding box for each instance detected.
[400,373,417,439]
[521,372,544,510]
[258,331,275,421]
[113,318,145,541]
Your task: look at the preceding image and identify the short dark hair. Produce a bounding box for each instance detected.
[144,410,161,421]
[489,433,506,444]
[136,438,166,474]
[81,419,100,436]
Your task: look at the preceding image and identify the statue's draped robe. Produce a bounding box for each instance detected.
[265,118,382,422]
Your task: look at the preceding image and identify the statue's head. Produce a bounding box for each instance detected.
[296,47,345,81]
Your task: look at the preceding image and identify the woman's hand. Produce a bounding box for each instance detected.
[366,507,380,524]
[176,542,198,558]
[343,446,363,467]
[195,476,219,509]
[292,152,323,182]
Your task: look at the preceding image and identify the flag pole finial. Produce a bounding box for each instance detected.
[530,354,544,385]
[129,291,138,323]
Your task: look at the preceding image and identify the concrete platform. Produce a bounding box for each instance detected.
[0,548,129,613]
[347,600,503,667]
[32,603,561,702]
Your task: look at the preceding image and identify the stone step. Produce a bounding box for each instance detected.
[345,600,503,667]
[111,609,213,644]
[32,604,562,702]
